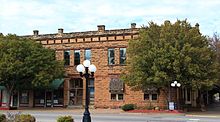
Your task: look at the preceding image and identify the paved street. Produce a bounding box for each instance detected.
[1,109,220,122]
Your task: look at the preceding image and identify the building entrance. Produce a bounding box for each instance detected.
[46,91,52,107]
[69,78,83,106]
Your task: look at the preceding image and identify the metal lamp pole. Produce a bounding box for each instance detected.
[171,81,181,110]
[76,60,96,122]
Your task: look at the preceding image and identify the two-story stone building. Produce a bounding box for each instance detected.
[0,23,185,109]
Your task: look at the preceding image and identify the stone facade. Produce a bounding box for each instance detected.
[22,23,168,109]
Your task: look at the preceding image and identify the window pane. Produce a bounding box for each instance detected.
[89,78,95,103]
[187,88,191,101]
[85,49,91,61]
[64,50,70,66]
[34,90,45,105]
[151,94,158,100]
[144,94,150,100]
[89,87,94,97]
[111,94,116,100]
[120,48,126,64]
[108,48,115,65]
[74,50,80,65]
[89,78,94,86]
[53,89,64,105]
[118,94,124,100]
[20,91,29,104]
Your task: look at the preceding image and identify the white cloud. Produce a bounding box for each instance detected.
[0,0,219,36]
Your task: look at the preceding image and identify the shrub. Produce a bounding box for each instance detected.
[0,114,6,122]
[15,114,36,122]
[122,104,135,111]
[57,116,74,122]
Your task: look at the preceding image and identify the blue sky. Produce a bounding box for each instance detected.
[0,0,220,36]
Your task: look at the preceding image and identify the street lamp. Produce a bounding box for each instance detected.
[170,81,181,110]
[171,81,181,87]
[76,60,97,122]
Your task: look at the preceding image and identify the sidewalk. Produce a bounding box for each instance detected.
[185,102,220,118]
[2,107,184,115]
[2,107,220,118]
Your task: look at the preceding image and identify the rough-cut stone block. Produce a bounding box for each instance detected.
[41,41,47,44]
[55,40,62,44]
[63,39,69,43]
[124,35,131,40]
[100,37,107,41]
[77,38,84,42]
[116,36,123,40]
[108,36,115,41]
[48,40,54,44]
[92,37,99,41]
[70,38,76,43]
[85,38,91,42]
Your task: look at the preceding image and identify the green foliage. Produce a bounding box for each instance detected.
[0,114,6,122]
[0,34,64,107]
[121,104,136,111]
[15,114,36,122]
[57,116,74,122]
[122,20,219,91]
[209,32,220,84]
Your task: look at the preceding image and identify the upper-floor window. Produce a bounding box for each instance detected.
[64,50,70,66]
[144,93,158,101]
[74,50,80,65]
[85,49,91,61]
[108,48,115,65]
[120,48,126,64]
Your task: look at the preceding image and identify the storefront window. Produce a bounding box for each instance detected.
[19,91,29,104]
[34,90,45,107]
[53,89,64,106]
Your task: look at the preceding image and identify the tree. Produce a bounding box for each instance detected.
[0,34,64,108]
[122,20,219,108]
[209,32,220,86]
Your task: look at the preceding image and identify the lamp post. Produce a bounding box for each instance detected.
[170,81,181,110]
[76,60,96,122]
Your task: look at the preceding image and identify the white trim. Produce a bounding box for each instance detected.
[111,94,124,101]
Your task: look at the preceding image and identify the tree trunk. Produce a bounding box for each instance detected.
[161,88,169,109]
[6,92,12,109]
[198,89,206,111]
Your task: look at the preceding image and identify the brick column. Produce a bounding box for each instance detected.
[29,90,34,107]
[56,50,64,61]
[82,78,86,106]
[70,50,74,66]
[64,78,70,107]
[115,48,119,65]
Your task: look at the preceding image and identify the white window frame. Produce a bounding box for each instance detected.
[144,93,158,101]
[111,93,124,101]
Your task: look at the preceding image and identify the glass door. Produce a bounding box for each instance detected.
[12,93,18,107]
[46,91,52,107]
[69,79,83,106]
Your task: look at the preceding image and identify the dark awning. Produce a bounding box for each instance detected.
[49,79,64,89]
[109,78,124,94]
[143,87,158,94]
[0,86,6,90]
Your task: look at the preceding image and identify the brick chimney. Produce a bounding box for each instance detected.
[97,25,105,32]
[131,23,136,29]
[58,28,64,34]
[33,30,39,36]
[195,23,199,29]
